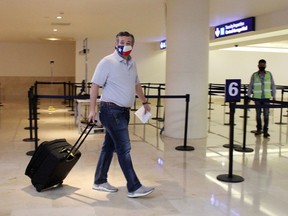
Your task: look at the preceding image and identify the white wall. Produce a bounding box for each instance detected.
[75,40,166,85]
[209,50,288,86]
[0,41,76,102]
[0,42,75,77]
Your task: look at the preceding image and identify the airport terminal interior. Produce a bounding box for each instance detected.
[2,0,288,216]
[1,95,288,216]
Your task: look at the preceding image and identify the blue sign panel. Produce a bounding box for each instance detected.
[214,17,255,39]
[225,79,241,102]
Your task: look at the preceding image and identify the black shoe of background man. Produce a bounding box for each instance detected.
[254,130,262,136]
[263,132,270,138]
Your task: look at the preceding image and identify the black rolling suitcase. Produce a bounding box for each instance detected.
[25,123,94,192]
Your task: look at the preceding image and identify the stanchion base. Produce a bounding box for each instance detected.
[224,123,236,126]
[234,146,254,152]
[275,122,287,125]
[217,174,244,183]
[24,127,38,130]
[152,117,162,120]
[23,138,39,142]
[175,146,195,151]
[223,144,241,148]
[26,150,35,156]
[239,116,250,118]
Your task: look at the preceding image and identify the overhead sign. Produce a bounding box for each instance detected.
[214,17,255,39]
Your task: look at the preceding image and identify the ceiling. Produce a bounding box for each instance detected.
[1,0,288,50]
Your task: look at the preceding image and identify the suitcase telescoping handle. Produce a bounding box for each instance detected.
[66,122,95,160]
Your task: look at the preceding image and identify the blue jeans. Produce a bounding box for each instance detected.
[254,99,270,133]
[94,104,141,192]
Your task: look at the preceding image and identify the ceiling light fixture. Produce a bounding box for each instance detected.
[56,16,63,19]
[46,37,60,41]
[221,46,288,53]
[53,29,58,32]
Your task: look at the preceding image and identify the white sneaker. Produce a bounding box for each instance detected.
[127,186,155,198]
[92,182,118,192]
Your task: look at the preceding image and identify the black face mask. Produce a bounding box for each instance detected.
[258,66,266,71]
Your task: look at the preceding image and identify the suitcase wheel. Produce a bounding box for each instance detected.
[35,184,44,192]
[35,181,63,192]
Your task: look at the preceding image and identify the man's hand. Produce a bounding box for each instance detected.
[88,111,96,123]
[143,103,151,113]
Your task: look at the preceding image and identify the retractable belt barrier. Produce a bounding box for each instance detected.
[208,83,288,123]
[24,81,192,155]
[217,96,288,184]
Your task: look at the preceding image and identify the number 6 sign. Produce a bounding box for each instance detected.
[225,79,241,102]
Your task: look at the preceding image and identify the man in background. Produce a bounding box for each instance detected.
[247,59,276,138]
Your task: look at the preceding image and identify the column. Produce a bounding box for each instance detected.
[165,0,209,139]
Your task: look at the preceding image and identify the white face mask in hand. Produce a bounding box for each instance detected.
[116,45,132,56]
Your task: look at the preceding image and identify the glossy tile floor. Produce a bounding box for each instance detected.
[1,98,288,216]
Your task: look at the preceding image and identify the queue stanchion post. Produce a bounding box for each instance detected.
[223,98,241,148]
[24,87,34,130]
[208,83,214,111]
[223,81,240,148]
[175,94,194,151]
[69,84,77,116]
[152,85,164,121]
[48,61,56,112]
[223,100,230,126]
[23,87,38,143]
[275,88,286,125]
[217,102,244,183]
[234,96,254,153]
[66,82,72,108]
[239,84,250,119]
[207,83,214,120]
[26,92,39,156]
[218,79,244,183]
[283,88,288,117]
[63,82,67,105]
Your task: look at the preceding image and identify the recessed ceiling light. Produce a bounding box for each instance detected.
[57,16,62,19]
[53,29,58,32]
[46,37,60,41]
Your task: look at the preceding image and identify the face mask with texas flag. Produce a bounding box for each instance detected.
[116,45,133,57]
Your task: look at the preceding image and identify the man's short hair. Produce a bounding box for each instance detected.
[116,31,135,45]
[258,59,266,64]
